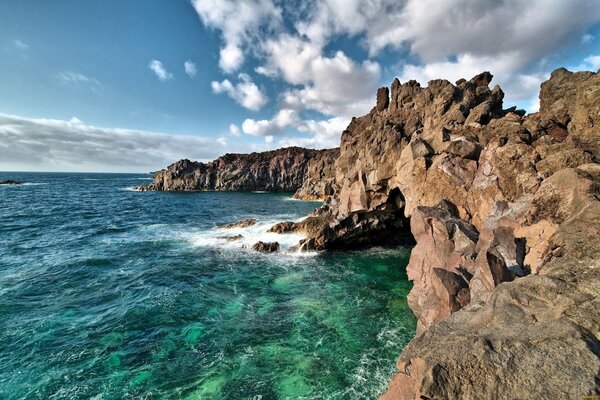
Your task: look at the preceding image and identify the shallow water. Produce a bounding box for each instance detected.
[0,172,415,399]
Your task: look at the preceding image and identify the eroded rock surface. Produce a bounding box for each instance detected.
[290,69,599,398]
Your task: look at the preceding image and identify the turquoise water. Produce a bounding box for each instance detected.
[0,173,415,399]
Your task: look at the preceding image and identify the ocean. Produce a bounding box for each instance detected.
[0,172,415,399]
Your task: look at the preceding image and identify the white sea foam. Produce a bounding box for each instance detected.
[190,217,317,256]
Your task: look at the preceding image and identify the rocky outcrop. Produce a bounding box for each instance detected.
[217,218,257,229]
[251,241,280,253]
[293,148,339,200]
[290,69,599,398]
[137,147,339,197]
[0,180,24,185]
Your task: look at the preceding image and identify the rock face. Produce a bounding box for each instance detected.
[293,148,339,200]
[291,69,600,398]
[137,147,339,199]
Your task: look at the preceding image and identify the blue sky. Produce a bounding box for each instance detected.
[1,0,599,172]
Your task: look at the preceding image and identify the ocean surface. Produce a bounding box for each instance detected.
[0,172,416,400]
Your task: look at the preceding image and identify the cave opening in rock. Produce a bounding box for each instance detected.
[384,187,415,246]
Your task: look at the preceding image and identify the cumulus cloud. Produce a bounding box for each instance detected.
[241,109,300,136]
[0,113,227,172]
[192,0,600,151]
[242,109,348,148]
[211,73,268,111]
[229,123,241,136]
[191,0,281,73]
[184,60,197,78]
[148,59,173,81]
[260,35,381,117]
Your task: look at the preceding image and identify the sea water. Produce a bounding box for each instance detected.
[0,172,416,399]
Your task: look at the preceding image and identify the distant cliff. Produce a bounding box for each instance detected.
[137,146,339,200]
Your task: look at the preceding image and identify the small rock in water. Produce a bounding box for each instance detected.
[0,180,24,185]
[218,218,257,229]
[252,241,280,253]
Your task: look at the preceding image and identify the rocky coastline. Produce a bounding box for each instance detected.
[146,68,599,398]
[136,146,339,200]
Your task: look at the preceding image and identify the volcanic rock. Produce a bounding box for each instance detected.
[136,147,339,199]
[217,218,257,229]
[251,241,280,253]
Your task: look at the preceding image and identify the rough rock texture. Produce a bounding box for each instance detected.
[292,69,599,398]
[251,241,280,253]
[293,148,340,200]
[217,218,257,229]
[137,147,338,198]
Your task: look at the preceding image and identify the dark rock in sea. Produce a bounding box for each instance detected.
[0,180,24,185]
[217,219,257,229]
[251,241,280,253]
[268,221,297,233]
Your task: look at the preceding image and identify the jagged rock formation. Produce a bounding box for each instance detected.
[293,148,339,200]
[137,146,339,199]
[289,69,599,398]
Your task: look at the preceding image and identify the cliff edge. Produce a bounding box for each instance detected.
[291,68,599,398]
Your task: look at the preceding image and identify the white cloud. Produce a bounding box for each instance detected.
[229,123,241,136]
[184,60,197,78]
[192,0,600,144]
[191,0,281,73]
[0,113,227,172]
[259,35,381,117]
[13,39,29,50]
[242,109,347,148]
[58,71,99,85]
[582,34,595,43]
[242,109,300,136]
[211,73,268,111]
[148,60,173,81]
[279,116,348,148]
[574,54,600,71]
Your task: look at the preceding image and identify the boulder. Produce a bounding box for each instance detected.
[251,241,280,253]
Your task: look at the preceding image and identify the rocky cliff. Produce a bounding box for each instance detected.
[285,68,599,398]
[137,146,339,199]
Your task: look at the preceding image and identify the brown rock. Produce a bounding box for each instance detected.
[218,218,257,229]
[251,241,280,253]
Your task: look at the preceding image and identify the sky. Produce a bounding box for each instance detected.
[1,0,599,172]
